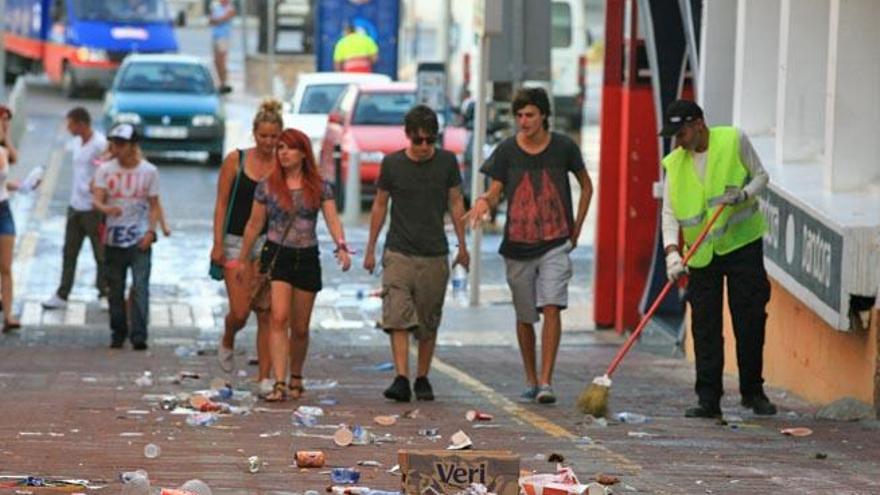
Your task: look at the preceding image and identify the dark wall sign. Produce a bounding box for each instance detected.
[760,187,844,322]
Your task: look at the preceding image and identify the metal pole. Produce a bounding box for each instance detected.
[438,0,450,99]
[267,0,276,90]
[0,0,6,101]
[467,33,489,307]
[240,0,248,87]
[343,151,361,226]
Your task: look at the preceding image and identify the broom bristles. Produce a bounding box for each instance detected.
[576,376,611,417]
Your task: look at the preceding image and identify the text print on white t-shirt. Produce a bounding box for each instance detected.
[95,160,160,248]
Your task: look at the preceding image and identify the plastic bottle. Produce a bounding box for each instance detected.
[296,405,324,416]
[19,166,44,193]
[186,412,219,427]
[615,411,648,424]
[452,264,468,305]
[291,410,318,427]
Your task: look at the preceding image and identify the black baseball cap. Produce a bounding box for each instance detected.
[659,99,704,137]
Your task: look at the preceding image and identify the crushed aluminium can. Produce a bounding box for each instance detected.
[295,450,326,468]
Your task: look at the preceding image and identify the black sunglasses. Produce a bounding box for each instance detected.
[409,135,437,145]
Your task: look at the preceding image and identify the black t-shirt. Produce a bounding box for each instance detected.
[377,148,462,256]
[481,132,585,260]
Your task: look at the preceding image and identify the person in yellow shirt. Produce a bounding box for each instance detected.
[333,24,378,73]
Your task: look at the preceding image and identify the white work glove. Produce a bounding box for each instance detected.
[720,185,747,205]
[665,251,687,282]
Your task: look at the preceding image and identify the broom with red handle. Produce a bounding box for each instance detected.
[576,205,726,417]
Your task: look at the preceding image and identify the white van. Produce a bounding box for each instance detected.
[550,0,588,130]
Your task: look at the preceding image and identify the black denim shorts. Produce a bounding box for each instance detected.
[260,241,322,293]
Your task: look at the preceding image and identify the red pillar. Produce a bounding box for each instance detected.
[612,4,661,333]
[592,0,625,328]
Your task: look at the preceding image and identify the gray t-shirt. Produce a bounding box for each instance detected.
[377,148,461,257]
[482,132,585,260]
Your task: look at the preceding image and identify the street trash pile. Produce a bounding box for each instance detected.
[520,467,617,495]
[104,357,626,495]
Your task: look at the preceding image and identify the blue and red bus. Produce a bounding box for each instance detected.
[4,0,178,96]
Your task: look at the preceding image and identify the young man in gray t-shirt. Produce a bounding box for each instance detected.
[364,105,469,402]
[466,87,593,405]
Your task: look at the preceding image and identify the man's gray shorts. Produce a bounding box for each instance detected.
[504,241,573,323]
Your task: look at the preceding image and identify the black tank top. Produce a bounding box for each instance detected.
[226,151,261,236]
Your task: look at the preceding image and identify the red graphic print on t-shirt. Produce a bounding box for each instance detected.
[507,170,569,243]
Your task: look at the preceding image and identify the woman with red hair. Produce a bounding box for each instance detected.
[237,127,351,401]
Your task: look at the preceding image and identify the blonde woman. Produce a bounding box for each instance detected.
[211,99,282,382]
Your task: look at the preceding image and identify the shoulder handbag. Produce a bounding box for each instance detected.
[250,215,297,312]
[209,150,244,281]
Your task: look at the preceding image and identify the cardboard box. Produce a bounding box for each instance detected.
[398,449,520,495]
[520,468,607,495]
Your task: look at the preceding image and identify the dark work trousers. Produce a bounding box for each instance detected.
[106,245,151,346]
[687,239,771,406]
[56,207,107,299]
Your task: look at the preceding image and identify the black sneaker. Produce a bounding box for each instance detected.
[109,340,124,349]
[413,376,434,401]
[383,375,411,402]
[741,394,777,415]
[132,342,148,351]
[684,403,722,418]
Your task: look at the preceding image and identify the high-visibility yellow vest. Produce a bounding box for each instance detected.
[661,126,766,268]
[333,32,378,73]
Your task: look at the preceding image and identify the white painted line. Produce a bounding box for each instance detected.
[41,307,65,326]
[63,302,87,326]
[21,301,42,326]
[170,303,194,327]
[150,303,171,328]
[192,302,215,329]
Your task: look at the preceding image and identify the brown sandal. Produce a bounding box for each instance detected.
[263,381,287,402]
[289,374,305,400]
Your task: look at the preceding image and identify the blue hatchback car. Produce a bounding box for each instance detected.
[103,54,225,164]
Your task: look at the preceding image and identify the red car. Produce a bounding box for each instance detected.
[319,82,466,206]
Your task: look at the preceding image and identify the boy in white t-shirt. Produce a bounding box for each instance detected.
[43,107,109,310]
[93,124,161,350]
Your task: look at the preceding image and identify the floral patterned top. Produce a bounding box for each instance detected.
[254,179,334,248]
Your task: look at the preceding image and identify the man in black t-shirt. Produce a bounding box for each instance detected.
[364,105,470,402]
[465,88,593,405]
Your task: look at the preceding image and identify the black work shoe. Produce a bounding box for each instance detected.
[742,395,777,415]
[413,376,435,401]
[383,375,411,402]
[132,342,148,351]
[110,340,124,349]
[684,403,722,418]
